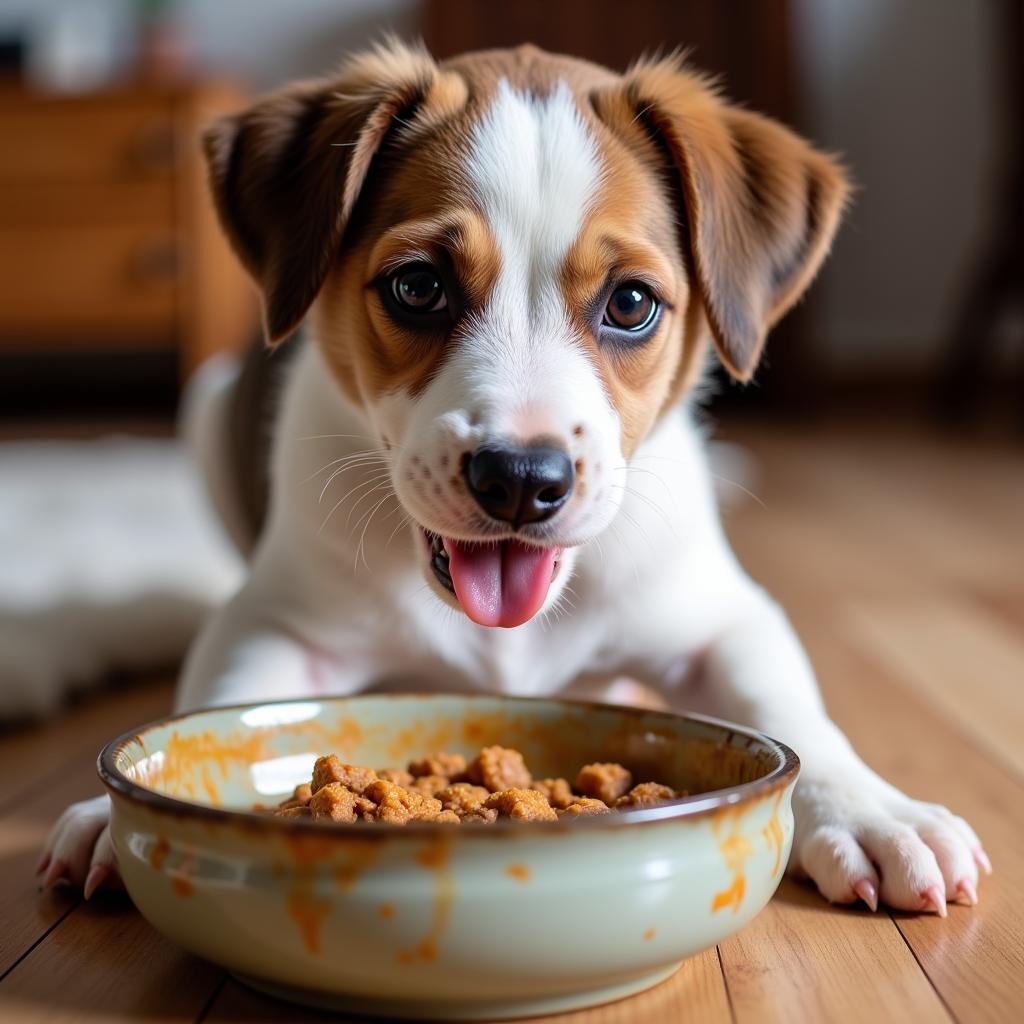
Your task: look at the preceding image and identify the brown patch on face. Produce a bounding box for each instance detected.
[317,201,503,402]
[559,115,703,457]
[593,55,849,382]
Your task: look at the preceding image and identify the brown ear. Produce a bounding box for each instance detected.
[595,57,849,381]
[202,40,456,343]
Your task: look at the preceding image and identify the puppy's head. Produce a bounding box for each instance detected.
[204,41,848,628]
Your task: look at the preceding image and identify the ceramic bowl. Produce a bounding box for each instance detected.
[99,694,798,1020]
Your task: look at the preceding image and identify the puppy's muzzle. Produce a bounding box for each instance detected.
[465,444,574,527]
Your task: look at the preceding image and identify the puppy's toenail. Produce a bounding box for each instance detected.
[853,878,878,912]
[920,885,947,918]
[973,846,993,876]
[955,878,978,906]
[41,858,67,890]
[84,863,110,900]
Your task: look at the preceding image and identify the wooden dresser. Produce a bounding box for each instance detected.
[0,82,257,380]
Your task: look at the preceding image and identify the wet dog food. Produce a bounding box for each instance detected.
[262,745,681,825]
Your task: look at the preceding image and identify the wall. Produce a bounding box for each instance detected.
[794,0,1001,375]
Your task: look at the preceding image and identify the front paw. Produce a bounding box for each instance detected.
[791,776,991,915]
[37,794,121,899]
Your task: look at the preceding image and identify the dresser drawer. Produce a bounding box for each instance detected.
[0,97,178,184]
[0,225,179,345]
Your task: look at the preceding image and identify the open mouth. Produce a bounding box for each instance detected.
[425,531,564,628]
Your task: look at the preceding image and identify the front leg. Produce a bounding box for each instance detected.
[670,590,989,915]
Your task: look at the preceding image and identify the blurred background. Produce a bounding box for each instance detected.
[0,0,1020,726]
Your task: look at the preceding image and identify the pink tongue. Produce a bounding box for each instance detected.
[446,539,560,628]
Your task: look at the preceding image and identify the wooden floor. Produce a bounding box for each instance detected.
[0,416,1021,1023]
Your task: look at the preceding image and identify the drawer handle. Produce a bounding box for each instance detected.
[130,237,180,283]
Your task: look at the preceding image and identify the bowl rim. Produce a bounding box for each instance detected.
[97,693,800,836]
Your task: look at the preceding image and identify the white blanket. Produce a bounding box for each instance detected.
[0,437,242,720]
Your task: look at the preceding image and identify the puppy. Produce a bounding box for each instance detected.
[41,41,988,913]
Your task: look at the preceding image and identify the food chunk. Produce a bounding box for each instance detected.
[575,763,633,805]
[437,783,491,816]
[408,752,467,779]
[277,783,313,810]
[531,777,575,810]
[309,783,374,823]
[410,774,451,798]
[362,779,443,824]
[468,746,532,792]
[265,744,679,828]
[461,807,500,825]
[311,755,377,795]
[485,788,558,822]
[615,782,677,808]
[277,805,312,819]
[560,797,612,817]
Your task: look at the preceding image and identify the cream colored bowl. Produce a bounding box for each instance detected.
[99,694,798,1020]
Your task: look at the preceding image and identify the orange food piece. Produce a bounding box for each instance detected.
[485,788,558,822]
[575,763,633,805]
[615,782,677,808]
[311,755,377,795]
[408,752,467,779]
[560,797,612,817]
[531,777,576,810]
[410,774,450,798]
[309,783,374,823]
[437,783,491,815]
[468,746,532,792]
[362,779,442,824]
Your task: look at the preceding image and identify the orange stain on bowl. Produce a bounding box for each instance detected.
[169,852,196,898]
[505,863,531,883]
[711,808,755,914]
[644,927,656,941]
[283,831,337,867]
[287,887,332,955]
[398,835,454,965]
[378,903,396,919]
[149,836,170,871]
[761,792,785,877]
[333,839,381,892]
[137,728,272,805]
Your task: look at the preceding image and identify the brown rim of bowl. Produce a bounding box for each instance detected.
[97,693,800,837]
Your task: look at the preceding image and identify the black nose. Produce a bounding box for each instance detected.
[465,445,574,526]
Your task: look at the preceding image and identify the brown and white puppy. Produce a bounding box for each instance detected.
[42,41,987,914]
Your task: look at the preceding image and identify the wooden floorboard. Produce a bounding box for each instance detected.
[0,681,174,978]
[719,880,950,1024]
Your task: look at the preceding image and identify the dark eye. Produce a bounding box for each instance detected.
[390,265,447,313]
[604,283,657,331]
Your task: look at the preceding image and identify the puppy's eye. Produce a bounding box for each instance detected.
[604,283,657,331]
[390,266,447,313]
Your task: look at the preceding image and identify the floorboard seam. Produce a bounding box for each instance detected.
[0,900,80,984]
[716,944,737,1024]
[889,912,959,1024]
[194,972,228,1024]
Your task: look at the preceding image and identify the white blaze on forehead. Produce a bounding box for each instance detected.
[466,78,603,303]
[454,78,614,444]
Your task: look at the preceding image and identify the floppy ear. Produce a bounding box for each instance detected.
[202,40,453,344]
[595,57,849,381]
